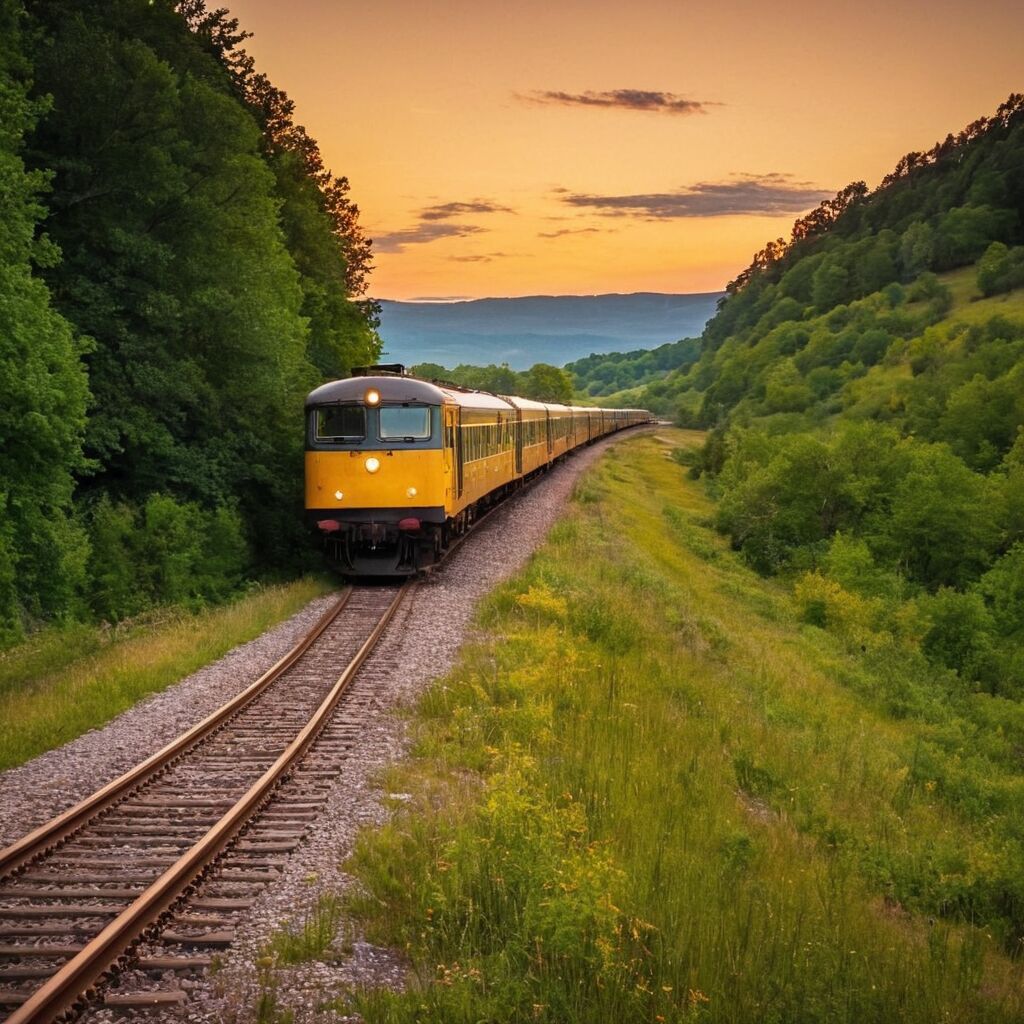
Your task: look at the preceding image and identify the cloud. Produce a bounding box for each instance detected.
[449,251,512,263]
[374,223,487,254]
[522,89,715,116]
[537,227,604,238]
[374,197,513,254]
[420,200,514,221]
[558,174,833,219]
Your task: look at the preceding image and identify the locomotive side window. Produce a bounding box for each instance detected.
[315,405,365,441]
[380,405,431,440]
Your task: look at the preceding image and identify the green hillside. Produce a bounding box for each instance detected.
[664,94,1024,699]
[566,337,701,399]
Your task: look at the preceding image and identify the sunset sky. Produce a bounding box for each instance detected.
[225,0,1023,300]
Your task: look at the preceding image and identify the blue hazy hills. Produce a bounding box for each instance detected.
[376,291,723,370]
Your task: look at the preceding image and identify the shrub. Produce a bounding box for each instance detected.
[976,241,1024,296]
[918,588,995,682]
[87,494,251,621]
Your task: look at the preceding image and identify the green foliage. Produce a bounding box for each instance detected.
[977,242,1024,297]
[885,443,1002,589]
[0,0,378,646]
[525,361,574,403]
[87,494,249,621]
[410,360,574,402]
[0,0,89,642]
[264,894,346,966]
[565,337,701,400]
[918,589,995,682]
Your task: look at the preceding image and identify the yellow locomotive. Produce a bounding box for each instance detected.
[305,365,653,573]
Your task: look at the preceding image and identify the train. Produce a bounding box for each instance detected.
[304,365,654,574]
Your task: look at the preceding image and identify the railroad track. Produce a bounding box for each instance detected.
[0,582,411,1022]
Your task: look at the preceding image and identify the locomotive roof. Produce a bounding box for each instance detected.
[306,375,514,412]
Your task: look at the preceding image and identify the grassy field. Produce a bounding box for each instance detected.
[249,431,1024,1022]
[0,579,333,771]
[939,265,1024,323]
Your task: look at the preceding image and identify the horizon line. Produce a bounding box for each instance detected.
[376,288,727,304]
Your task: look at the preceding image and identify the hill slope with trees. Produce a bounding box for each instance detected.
[667,94,1024,698]
[0,0,379,644]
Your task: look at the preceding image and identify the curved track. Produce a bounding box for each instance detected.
[0,583,410,1022]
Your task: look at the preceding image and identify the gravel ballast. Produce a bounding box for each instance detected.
[0,431,649,1023]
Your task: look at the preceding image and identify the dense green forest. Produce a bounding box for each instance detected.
[409,361,575,404]
[565,336,700,399]
[0,0,379,645]
[659,95,1024,699]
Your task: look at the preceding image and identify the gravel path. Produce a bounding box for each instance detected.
[2,430,648,1023]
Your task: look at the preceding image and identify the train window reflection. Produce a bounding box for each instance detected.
[380,405,431,440]
[315,405,365,441]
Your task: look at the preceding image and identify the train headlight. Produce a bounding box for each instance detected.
[365,457,380,474]
[406,486,418,498]
[365,388,381,406]
[334,490,344,500]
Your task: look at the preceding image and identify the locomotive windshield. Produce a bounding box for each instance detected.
[314,405,365,442]
[379,405,431,441]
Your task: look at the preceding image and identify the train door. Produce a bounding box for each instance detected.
[455,408,464,498]
[445,407,463,500]
[514,410,523,475]
[443,406,454,498]
[545,411,553,457]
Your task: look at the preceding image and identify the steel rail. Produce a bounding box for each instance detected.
[0,587,354,880]
[5,580,411,1024]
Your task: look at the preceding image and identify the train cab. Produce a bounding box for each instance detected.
[305,373,452,572]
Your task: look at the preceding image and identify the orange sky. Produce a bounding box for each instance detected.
[224,0,1023,300]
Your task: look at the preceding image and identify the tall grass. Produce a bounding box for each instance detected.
[265,894,347,966]
[335,432,1023,1023]
[0,579,332,771]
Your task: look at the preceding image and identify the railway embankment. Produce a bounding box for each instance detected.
[238,428,1021,1024]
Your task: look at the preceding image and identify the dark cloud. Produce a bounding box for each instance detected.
[537,227,604,238]
[375,198,512,254]
[558,174,833,219]
[373,223,487,254]
[420,200,514,221]
[449,251,513,263]
[523,89,715,115]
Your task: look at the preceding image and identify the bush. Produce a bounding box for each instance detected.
[794,571,882,649]
[976,241,1024,296]
[886,444,1002,589]
[87,494,250,621]
[918,588,995,683]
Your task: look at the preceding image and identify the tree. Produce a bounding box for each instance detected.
[899,221,935,278]
[27,1,314,559]
[0,0,89,642]
[886,444,1002,588]
[523,363,573,403]
[976,241,1024,297]
[811,258,850,311]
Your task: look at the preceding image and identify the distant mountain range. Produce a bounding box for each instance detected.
[375,292,723,370]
